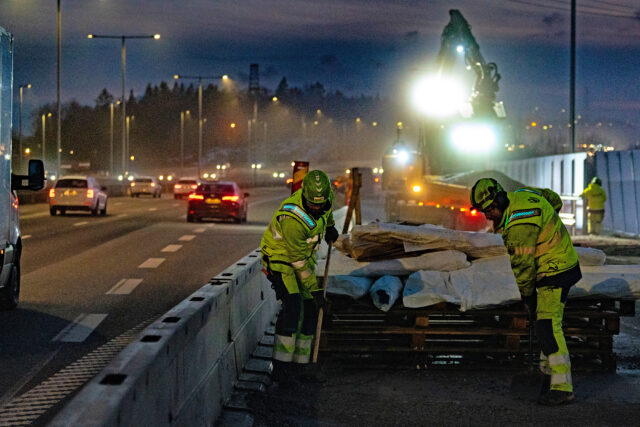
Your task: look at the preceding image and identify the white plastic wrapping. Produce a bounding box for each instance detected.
[317,250,470,278]
[369,275,403,312]
[326,275,373,299]
[403,270,456,308]
[575,246,606,266]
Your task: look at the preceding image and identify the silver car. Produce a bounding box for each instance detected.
[49,175,108,216]
[130,176,161,198]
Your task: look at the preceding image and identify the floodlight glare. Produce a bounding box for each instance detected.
[450,123,497,152]
[397,150,410,164]
[412,75,465,118]
[456,45,464,53]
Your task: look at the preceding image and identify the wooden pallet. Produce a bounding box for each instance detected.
[318,296,635,371]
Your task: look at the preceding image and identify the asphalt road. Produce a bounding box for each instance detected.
[0,186,289,425]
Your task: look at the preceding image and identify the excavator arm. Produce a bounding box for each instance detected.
[437,9,503,119]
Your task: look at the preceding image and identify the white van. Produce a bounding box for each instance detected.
[0,27,45,309]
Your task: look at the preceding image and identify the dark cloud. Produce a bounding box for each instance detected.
[542,13,564,27]
[320,54,338,67]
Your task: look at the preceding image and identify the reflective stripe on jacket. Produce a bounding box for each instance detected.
[580,183,607,211]
[260,189,334,291]
[497,191,579,297]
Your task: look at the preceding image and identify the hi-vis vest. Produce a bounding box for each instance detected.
[260,189,334,293]
[580,183,607,211]
[497,191,578,296]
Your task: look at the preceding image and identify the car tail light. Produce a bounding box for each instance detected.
[190,184,197,189]
[222,195,239,202]
[87,189,94,198]
[189,194,204,201]
[174,184,182,189]
[49,188,55,198]
[470,209,478,216]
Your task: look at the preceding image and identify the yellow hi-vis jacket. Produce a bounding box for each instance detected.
[580,183,607,211]
[496,191,579,297]
[260,189,334,295]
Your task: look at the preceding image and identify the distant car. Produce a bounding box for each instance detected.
[187,181,249,223]
[49,175,108,216]
[130,176,161,198]
[173,177,199,199]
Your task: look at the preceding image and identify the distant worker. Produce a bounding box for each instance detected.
[471,178,581,406]
[580,177,607,235]
[260,170,339,385]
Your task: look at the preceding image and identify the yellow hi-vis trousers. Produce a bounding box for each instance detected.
[587,210,604,235]
[537,287,573,392]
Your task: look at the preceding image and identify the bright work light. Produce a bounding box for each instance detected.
[412,75,465,118]
[397,150,410,164]
[450,123,497,152]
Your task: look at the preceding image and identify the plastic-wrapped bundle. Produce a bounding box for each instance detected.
[369,275,403,312]
[403,270,455,308]
[326,275,373,299]
[575,246,606,266]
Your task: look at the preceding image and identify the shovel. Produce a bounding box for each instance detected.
[510,304,540,399]
[312,242,332,363]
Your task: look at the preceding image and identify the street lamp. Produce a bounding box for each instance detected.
[173,74,229,177]
[41,112,52,167]
[18,83,31,168]
[180,110,190,173]
[109,101,120,176]
[88,32,160,174]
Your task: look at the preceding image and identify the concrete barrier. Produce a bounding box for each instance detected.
[49,248,278,426]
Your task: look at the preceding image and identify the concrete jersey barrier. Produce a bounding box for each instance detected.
[49,248,278,426]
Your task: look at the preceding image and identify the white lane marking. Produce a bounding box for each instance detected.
[193,228,206,233]
[216,224,266,232]
[179,235,196,241]
[172,203,179,207]
[161,244,182,252]
[52,314,108,343]
[106,278,143,295]
[114,202,123,206]
[138,258,165,268]
[20,212,50,220]
[22,235,32,240]
[73,221,89,227]
[117,214,128,218]
[177,214,185,219]
[0,347,62,407]
[148,208,157,211]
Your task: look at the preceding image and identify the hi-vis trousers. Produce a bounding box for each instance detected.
[537,286,573,392]
[269,271,318,365]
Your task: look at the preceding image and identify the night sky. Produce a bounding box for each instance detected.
[1,0,639,137]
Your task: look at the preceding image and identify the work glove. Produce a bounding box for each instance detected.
[522,293,537,314]
[324,226,339,245]
[313,292,328,312]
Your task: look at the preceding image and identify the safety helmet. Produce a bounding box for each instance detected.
[302,170,331,205]
[470,178,504,210]
[591,176,602,186]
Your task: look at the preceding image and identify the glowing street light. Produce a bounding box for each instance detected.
[412,75,465,118]
[87,32,161,173]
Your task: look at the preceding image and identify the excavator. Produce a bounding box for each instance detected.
[383,9,505,230]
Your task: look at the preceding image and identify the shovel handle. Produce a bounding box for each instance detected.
[312,242,332,363]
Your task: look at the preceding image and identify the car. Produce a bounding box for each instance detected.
[173,177,199,199]
[49,175,108,216]
[187,181,249,223]
[130,176,161,198]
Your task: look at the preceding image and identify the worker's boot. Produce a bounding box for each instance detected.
[295,364,326,383]
[271,360,297,387]
[537,390,575,406]
[538,375,551,399]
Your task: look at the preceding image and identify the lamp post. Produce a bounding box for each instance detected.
[180,110,190,173]
[41,112,52,166]
[88,33,160,174]
[174,74,228,178]
[57,0,61,177]
[18,83,31,168]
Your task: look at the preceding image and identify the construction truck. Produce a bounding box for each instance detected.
[384,10,505,230]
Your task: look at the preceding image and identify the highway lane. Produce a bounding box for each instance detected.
[0,186,288,425]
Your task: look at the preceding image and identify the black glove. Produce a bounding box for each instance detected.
[313,292,328,312]
[325,225,339,245]
[522,294,537,314]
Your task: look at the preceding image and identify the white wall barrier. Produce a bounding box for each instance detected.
[492,153,588,231]
[596,150,640,236]
[50,248,278,427]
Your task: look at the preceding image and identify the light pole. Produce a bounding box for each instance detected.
[88,33,160,174]
[41,112,52,167]
[57,0,61,177]
[109,101,119,176]
[18,83,31,168]
[126,115,135,172]
[180,110,190,173]
[174,74,229,178]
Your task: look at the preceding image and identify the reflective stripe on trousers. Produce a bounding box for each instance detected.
[273,334,295,362]
[537,286,573,392]
[292,332,314,364]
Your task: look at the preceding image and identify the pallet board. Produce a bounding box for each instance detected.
[318,296,634,371]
